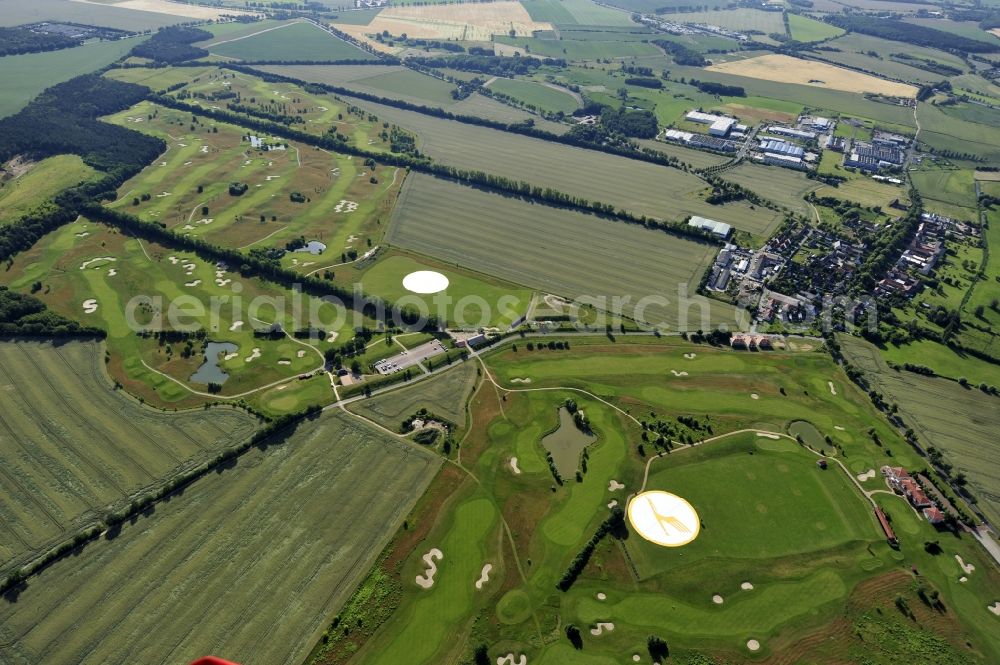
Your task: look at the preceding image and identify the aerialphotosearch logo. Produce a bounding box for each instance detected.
[121,280,878,337]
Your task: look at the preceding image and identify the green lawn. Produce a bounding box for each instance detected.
[787,13,845,42]
[208,20,375,61]
[0,155,97,225]
[487,78,580,114]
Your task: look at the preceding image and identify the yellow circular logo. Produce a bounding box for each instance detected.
[627,491,700,547]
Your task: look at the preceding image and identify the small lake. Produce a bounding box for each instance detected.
[541,407,596,478]
[294,240,326,255]
[190,341,238,385]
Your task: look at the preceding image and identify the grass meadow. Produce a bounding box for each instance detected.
[386,174,736,330]
[787,13,845,42]
[0,0,184,30]
[0,410,440,665]
[0,339,258,573]
[356,251,535,328]
[519,0,635,26]
[487,78,581,114]
[0,155,97,226]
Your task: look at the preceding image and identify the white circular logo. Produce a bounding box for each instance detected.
[627,491,700,547]
[402,270,449,294]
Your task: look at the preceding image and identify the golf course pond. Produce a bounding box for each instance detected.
[542,407,596,478]
[190,341,238,385]
[789,420,825,448]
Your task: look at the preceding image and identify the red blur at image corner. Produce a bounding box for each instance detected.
[189,658,241,665]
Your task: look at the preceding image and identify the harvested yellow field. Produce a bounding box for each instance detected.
[335,1,550,46]
[976,170,1000,182]
[706,54,918,98]
[70,0,257,20]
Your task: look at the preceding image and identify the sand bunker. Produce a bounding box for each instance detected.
[495,655,526,665]
[756,432,779,439]
[403,270,449,294]
[297,349,306,358]
[608,480,625,492]
[960,576,968,583]
[327,331,339,343]
[632,655,640,663]
[82,299,98,314]
[670,370,689,377]
[828,381,837,395]
[684,353,696,359]
[76,231,90,238]
[750,393,760,400]
[741,582,754,590]
[746,639,760,651]
[597,592,607,601]
[185,280,202,287]
[857,469,876,482]
[277,359,291,366]
[834,425,845,431]
[334,199,358,213]
[509,457,521,474]
[712,594,724,604]
[956,555,975,574]
[224,352,239,361]
[107,268,117,277]
[245,348,262,363]
[510,377,532,384]
[607,500,618,509]
[230,321,243,331]
[79,257,116,270]
[475,563,492,590]
[989,602,1000,616]
[415,548,443,589]
[590,622,614,636]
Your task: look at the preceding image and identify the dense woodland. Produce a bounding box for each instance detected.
[130,26,212,63]
[0,26,82,56]
[408,54,562,77]
[0,75,164,184]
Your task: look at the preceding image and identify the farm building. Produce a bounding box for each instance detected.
[874,506,898,545]
[688,216,732,239]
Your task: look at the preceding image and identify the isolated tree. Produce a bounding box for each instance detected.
[565,624,583,649]
[647,635,668,660]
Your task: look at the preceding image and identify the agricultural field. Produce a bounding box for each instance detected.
[99,99,404,274]
[486,78,580,114]
[670,61,919,128]
[909,166,979,211]
[0,220,351,412]
[334,1,552,48]
[348,358,479,430]
[492,34,661,60]
[706,54,919,98]
[0,339,259,574]
[334,337,1000,665]
[658,8,786,35]
[386,174,737,330]
[0,155,97,225]
[0,0,187,30]
[917,101,1000,165]
[0,36,145,118]
[720,162,818,219]
[519,0,635,26]
[0,409,440,665]
[256,63,460,107]
[206,20,376,62]
[787,13,845,42]
[839,334,1000,528]
[279,88,783,231]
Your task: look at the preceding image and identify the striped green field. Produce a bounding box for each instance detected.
[208,20,376,61]
[0,339,258,574]
[0,155,97,226]
[386,174,737,330]
[0,408,439,665]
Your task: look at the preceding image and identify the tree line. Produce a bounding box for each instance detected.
[826,15,1000,54]
[130,26,213,63]
[149,93,722,244]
